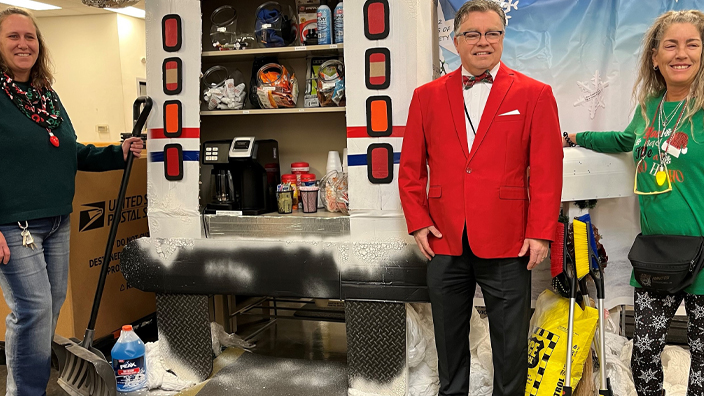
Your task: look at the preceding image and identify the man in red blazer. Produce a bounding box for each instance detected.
[399,1,563,395]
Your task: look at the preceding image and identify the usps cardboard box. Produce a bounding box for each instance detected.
[0,155,155,340]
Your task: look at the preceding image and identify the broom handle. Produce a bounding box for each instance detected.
[565,296,575,388]
[597,298,607,389]
[82,97,152,348]
[565,270,577,391]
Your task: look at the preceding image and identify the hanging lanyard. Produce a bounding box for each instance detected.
[464,103,476,136]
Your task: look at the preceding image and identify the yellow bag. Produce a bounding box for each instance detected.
[525,289,598,396]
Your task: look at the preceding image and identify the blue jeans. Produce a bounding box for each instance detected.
[0,216,70,396]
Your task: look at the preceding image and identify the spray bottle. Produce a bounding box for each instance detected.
[317,0,332,45]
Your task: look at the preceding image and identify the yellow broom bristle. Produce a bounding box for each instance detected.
[572,219,591,279]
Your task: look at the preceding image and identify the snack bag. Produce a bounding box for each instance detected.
[525,289,598,396]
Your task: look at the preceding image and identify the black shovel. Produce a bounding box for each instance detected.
[52,97,152,396]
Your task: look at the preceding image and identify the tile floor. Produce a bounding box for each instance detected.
[0,317,347,395]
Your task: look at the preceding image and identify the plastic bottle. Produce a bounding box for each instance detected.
[333,1,344,44]
[111,325,147,392]
[291,162,310,185]
[317,0,332,45]
[282,173,299,211]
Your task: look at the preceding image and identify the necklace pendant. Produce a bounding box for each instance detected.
[656,166,667,186]
[49,131,59,147]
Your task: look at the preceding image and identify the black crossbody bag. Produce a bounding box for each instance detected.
[628,234,704,294]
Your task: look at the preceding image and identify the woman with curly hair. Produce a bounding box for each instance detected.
[564,10,704,396]
[0,7,143,395]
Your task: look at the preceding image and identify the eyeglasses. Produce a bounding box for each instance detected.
[458,30,504,44]
[633,158,673,196]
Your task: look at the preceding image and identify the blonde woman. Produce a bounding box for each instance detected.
[564,10,704,396]
[0,7,142,395]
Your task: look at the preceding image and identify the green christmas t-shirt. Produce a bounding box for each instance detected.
[577,94,704,295]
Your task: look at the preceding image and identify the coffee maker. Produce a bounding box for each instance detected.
[202,137,279,214]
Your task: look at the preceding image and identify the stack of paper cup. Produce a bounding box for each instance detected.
[326,151,342,175]
[342,148,348,174]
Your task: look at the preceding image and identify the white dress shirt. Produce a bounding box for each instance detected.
[462,62,501,152]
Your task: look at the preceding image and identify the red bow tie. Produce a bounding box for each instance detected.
[463,71,493,89]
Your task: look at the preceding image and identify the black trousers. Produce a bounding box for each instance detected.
[631,288,704,396]
[427,231,531,396]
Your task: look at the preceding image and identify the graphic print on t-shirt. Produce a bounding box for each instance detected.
[634,126,688,190]
[662,130,689,158]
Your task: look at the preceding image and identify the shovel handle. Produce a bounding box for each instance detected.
[84,97,153,340]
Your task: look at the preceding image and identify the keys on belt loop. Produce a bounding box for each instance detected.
[17,221,36,250]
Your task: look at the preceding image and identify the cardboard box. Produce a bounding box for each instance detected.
[296,0,320,6]
[298,5,319,25]
[0,156,155,340]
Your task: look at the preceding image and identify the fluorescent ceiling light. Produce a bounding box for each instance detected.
[0,0,61,10]
[105,6,144,19]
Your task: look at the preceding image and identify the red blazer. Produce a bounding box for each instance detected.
[399,63,563,258]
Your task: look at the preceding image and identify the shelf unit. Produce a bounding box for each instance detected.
[199,0,347,212]
[202,44,344,62]
[201,44,345,115]
[201,106,345,116]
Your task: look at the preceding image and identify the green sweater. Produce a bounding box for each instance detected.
[0,82,125,225]
[577,94,704,294]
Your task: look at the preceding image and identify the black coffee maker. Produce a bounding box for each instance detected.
[202,137,279,214]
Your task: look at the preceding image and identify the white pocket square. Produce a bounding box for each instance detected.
[499,109,520,116]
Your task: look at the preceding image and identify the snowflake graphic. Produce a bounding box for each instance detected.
[639,368,658,383]
[651,354,662,364]
[661,153,672,164]
[636,291,655,310]
[659,334,667,344]
[635,333,654,352]
[492,0,519,25]
[694,305,704,320]
[691,338,704,353]
[651,314,668,331]
[634,312,643,328]
[574,70,610,119]
[663,295,677,307]
[692,370,704,387]
[632,353,644,366]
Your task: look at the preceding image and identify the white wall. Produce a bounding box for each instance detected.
[116,14,147,135]
[36,14,146,143]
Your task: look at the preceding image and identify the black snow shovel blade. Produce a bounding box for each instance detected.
[52,97,152,396]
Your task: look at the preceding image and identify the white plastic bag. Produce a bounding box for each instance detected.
[407,303,427,368]
[210,322,254,357]
[144,341,196,391]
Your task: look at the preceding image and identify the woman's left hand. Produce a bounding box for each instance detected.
[122,137,144,161]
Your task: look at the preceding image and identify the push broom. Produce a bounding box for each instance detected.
[558,219,590,396]
[576,214,614,396]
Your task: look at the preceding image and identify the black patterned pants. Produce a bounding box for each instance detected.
[631,288,704,396]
